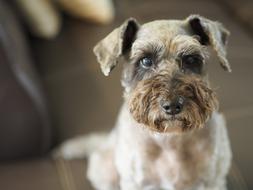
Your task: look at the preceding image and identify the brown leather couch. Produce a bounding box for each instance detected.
[0,0,252,189]
[0,0,52,160]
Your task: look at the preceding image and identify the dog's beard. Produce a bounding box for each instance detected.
[128,73,218,133]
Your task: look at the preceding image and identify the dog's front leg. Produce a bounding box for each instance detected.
[115,137,161,190]
[87,146,120,190]
[119,179,141,190]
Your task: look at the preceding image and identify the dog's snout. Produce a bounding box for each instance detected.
[161,96,185,115]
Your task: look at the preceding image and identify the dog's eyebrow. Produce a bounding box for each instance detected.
[130,42,165,61]
[178,44,208,59]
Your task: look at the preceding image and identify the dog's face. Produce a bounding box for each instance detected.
[94,15,230,133]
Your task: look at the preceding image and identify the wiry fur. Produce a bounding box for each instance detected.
[128,73,218,133]
[55,15,232,190]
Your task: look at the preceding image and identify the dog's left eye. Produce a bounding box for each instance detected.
[181,55,203,73]
[139,57,154,69]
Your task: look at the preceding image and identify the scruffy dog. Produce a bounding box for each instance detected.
[56,15,232,190]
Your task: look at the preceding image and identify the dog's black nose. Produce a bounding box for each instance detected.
[161,97,184,115]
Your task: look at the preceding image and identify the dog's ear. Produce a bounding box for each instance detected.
[94,18,139,76]
[186,15,231,72]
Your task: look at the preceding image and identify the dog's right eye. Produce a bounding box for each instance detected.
[139,57,154,69]
[181,55,203,74]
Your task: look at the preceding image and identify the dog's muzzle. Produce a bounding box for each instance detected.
[128,73,218,133]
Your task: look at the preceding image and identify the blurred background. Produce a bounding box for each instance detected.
[0,0,252,189]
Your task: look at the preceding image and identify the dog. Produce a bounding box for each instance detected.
[55,15,232,190]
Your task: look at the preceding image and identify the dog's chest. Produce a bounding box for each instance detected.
[133,130,214,190]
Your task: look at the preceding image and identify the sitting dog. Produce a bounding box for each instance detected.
[56,15,232,190]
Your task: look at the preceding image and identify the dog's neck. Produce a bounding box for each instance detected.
[116,101,216,151]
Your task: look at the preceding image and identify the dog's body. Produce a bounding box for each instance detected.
[56,15,232,190]
[87,104,231,190]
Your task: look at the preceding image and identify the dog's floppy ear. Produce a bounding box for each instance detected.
[94,18,139,76]
[186,15,231,72]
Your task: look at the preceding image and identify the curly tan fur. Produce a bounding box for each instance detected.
[129,73,218,133]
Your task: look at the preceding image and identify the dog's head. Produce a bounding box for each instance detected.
[94,15,230,133]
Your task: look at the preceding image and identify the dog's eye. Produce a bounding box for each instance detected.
[139,57,153,69]
[181,55,203,73]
